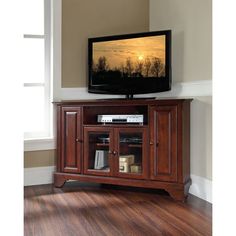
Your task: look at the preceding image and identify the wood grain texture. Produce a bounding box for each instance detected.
[54,172,191,201]
[61,107,82,173]
[150,105,178,182]
[25,182,212,236]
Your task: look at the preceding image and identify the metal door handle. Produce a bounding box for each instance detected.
[108,150,117,155]
[150,141,158,146]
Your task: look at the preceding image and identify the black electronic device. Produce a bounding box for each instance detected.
[88,30,172,99]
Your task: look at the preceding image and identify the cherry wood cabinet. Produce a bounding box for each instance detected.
[54,99,192,201]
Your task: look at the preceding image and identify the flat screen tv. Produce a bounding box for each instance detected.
[88,30,171,98]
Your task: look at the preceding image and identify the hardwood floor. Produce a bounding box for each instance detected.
[24,182,212,236]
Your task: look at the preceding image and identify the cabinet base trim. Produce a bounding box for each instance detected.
[54,172,191,201]
[24,167,211,203]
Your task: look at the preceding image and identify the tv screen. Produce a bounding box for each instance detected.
[88,30,171,97]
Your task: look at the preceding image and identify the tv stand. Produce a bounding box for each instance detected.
[54,98,192,201]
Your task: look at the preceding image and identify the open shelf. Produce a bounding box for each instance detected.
[126,144,142,148]
[83,105,148,125]
[95,143,109,147]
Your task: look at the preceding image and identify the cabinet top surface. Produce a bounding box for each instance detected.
[53,98,193,106]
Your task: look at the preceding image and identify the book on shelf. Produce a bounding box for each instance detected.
[94,150,109,170]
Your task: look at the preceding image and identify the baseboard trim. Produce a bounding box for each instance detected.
[24,167,212,203]
[24,166,56,186]
[189,174,212,203]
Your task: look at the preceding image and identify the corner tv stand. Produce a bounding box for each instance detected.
[54,98,192,201]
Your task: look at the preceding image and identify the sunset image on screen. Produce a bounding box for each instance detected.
[92,35,166,78]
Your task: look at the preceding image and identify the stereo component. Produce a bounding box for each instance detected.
[97,114,144,124]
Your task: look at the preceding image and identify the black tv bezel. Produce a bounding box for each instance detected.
[88,30,172,96]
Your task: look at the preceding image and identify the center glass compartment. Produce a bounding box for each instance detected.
[84,127,147,178]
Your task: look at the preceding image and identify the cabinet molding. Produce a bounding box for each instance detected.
[150,105,178,182]
[60,107,82,173]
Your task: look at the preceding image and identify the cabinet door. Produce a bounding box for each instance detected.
[150,105,177,182]
[83,127,114,176]
[114,127,148,179]
[61,107,82,173]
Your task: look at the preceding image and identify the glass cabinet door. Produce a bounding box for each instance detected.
[115,128,147,179]
[84,127,113,176]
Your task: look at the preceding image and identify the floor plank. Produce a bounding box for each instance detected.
[24,182,212,236]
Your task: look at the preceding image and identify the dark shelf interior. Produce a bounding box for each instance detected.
[83,105,148,125]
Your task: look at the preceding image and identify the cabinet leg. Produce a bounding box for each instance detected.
[167,189,187,202]
[166,181,191,202]
[54,174,66,188]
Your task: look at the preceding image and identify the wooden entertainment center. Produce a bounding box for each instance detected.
[54,98,192,201]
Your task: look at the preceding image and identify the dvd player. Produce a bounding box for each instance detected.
[97,114,144,124]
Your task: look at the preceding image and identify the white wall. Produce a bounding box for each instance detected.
[191,96,212,180]
[62,0,149,87]
[150,0,212,83]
